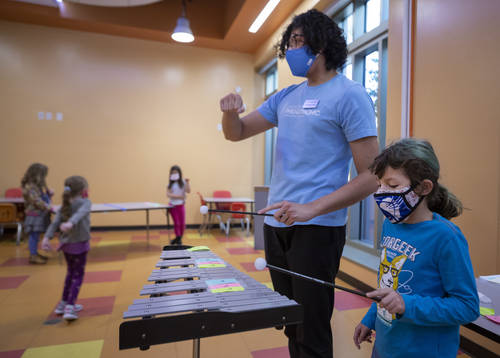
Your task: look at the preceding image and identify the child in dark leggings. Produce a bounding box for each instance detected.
[43,176,91,321]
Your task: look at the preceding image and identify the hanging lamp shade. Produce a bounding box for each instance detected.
[171,16,194,43]
[171,0,194,43]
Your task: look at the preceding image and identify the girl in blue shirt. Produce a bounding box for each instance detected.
[353,138,479,357]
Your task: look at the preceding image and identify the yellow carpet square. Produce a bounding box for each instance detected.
[184,232,214,240]
[22,340,104,358]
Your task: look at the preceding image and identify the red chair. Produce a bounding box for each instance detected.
[5,187,25,227]
[213,190,231,210]
[225,202,250,237]
[0,203,23,245]
[5,188,22,198]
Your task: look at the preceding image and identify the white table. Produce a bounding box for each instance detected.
[54,202,173,243]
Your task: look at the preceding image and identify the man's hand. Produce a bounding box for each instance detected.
[220,93,245,113]
[258,201,317,226]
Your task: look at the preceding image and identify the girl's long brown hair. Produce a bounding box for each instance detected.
[21,163,48,190]
[60,176,88,222]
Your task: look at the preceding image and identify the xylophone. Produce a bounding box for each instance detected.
[119,245,303,357]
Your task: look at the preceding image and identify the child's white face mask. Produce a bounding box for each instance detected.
[170,173,180,181]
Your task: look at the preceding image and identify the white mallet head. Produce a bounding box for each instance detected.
[200,205,209,215]
[254,257,267,271]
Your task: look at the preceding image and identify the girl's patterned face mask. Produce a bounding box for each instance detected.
[373,186,423,223]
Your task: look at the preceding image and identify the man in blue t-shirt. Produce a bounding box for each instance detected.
[220,9,378,358]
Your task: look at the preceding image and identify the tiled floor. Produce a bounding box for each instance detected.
[0,228,471,358]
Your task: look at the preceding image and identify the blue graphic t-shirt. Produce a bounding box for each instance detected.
[258,74,377,227]
[361,213,479,358]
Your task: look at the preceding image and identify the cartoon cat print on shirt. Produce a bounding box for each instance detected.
[377,247,407,324]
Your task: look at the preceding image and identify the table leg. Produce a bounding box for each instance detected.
[208,203,213,232]
[166,208,171,241]
[146,209,150,246]
[16,223,22,245]
[192,338,200,358]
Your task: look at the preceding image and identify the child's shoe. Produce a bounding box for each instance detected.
[170,236,181,245]
[63,305,79,321]
[37,253,48,260]
[54,300,67,315]
[29,255,46,264]
[74,303,83,312]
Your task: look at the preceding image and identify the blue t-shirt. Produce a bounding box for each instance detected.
[258,74,377,227]
[361,213,479,358]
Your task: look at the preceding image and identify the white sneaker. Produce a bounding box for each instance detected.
[74,303,83,312]
[63,305,79,321]
[54,300,67,315]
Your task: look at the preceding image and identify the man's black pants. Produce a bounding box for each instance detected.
[264,224,346,358]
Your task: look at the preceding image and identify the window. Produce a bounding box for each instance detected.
[263,62,278,185]
[265,65,278,97]
[334,0,389,259]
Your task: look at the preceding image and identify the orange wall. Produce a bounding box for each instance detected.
[385,0,500,276]
[0,20,264,226]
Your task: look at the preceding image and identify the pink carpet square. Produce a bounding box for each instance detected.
[0,258,30,267]
[87,253,128,263]
[46,296,116,320]
[252,346,289,358]
[216,236,244,242]
[0,349,25,358]
[131,235,160,241]
[83,270,122,283]
[0,275,29,289]
[240,262,268,273]
[226,247,263,255]
[334,290,372,311]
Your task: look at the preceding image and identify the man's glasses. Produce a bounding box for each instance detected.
[288,33,305,49]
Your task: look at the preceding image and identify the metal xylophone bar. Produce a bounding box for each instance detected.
[119,246,303,356]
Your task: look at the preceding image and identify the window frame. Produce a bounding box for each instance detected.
[262,60,279,186]
[333,0,390,268]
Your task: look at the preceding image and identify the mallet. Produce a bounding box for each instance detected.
[200,205,274,217]
[254,257,380,302]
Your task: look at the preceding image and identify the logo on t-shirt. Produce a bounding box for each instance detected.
[283,105,320,117]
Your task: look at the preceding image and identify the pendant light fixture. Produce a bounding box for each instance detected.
[171,0,194,43]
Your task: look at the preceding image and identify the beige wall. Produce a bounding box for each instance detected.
[0,20,264,226]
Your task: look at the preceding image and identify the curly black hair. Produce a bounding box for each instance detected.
[278,9,347,71]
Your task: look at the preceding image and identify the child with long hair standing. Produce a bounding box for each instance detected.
[353,138,479,358]
[21,163,53,264]
[167,165,190,245]
[42,176,91,321]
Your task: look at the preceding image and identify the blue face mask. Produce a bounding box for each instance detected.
[285,46,317,77]
[373,186,423,223]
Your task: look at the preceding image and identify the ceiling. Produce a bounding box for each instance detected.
[0,0,307,53]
